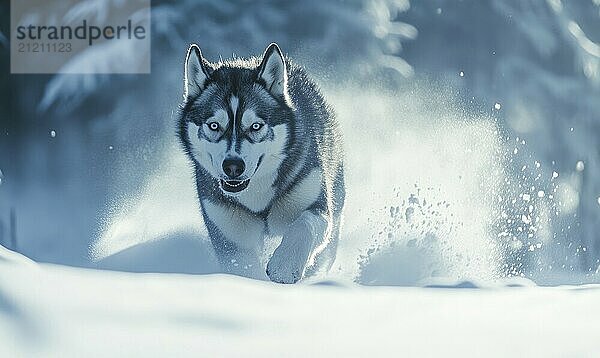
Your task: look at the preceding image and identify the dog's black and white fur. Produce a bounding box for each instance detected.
[178,43,345,283]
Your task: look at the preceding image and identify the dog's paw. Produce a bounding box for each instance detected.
[266,265,301,284]
[266,248,303,284]
[266,211,327,284]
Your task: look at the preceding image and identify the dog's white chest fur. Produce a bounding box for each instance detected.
[267,168,323,235]
[235,175,276,213]
[201,199,265,251]
[201,168,322,251]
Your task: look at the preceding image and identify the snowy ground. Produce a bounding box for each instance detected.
[0,246,598,358]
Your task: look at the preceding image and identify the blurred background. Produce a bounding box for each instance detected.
[0,0,599,284]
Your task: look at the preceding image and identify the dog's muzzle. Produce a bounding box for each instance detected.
[218,155,263,194]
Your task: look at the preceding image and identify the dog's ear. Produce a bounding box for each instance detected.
[184,44,213,99]
[257,43,290,103]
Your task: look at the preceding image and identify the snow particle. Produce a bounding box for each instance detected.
[570,127,574,132]
[494,102,501,110]
[108,145,114,150]
[537,190,545,198]
[510,240,523,250]
[459,71,464,77]
[552,171,559,179]
[597,197,600,206]
[513,148,518,154]
[522,193,531,202]
[0,169,3,186]
[575,160,584,172]
[436,7,442,14]
[50,130,56,138]
[405,206,415,222]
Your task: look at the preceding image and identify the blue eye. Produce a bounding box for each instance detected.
[251,122,263,131]
[208,122,219,131]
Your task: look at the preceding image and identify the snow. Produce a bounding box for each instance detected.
[538,190,545,198]
[0,247,599,358]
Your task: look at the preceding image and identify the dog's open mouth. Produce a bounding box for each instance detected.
[220,179,250,193]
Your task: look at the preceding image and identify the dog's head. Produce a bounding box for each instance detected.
[179,43,293,196]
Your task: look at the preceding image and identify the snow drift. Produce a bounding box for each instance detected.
[1,247,599,358]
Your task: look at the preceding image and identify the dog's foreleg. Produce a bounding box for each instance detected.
[201,200,265,279]
[208,231,264,279]
[266,210,330,284]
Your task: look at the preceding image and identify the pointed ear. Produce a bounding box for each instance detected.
[257,43,289,102]
[184,44,212,99]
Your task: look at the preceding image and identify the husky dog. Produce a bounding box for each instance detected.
[177,43,345,284]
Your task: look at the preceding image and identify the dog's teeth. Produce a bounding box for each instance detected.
[225,180,247,187]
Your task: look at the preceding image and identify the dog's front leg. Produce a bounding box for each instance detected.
[201,200,266,280]
[208,231,265,279]
[266,210,330,284]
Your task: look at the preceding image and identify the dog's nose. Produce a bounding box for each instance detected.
[222,157,245,178]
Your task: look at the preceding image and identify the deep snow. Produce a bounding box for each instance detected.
[0,246,598,358]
